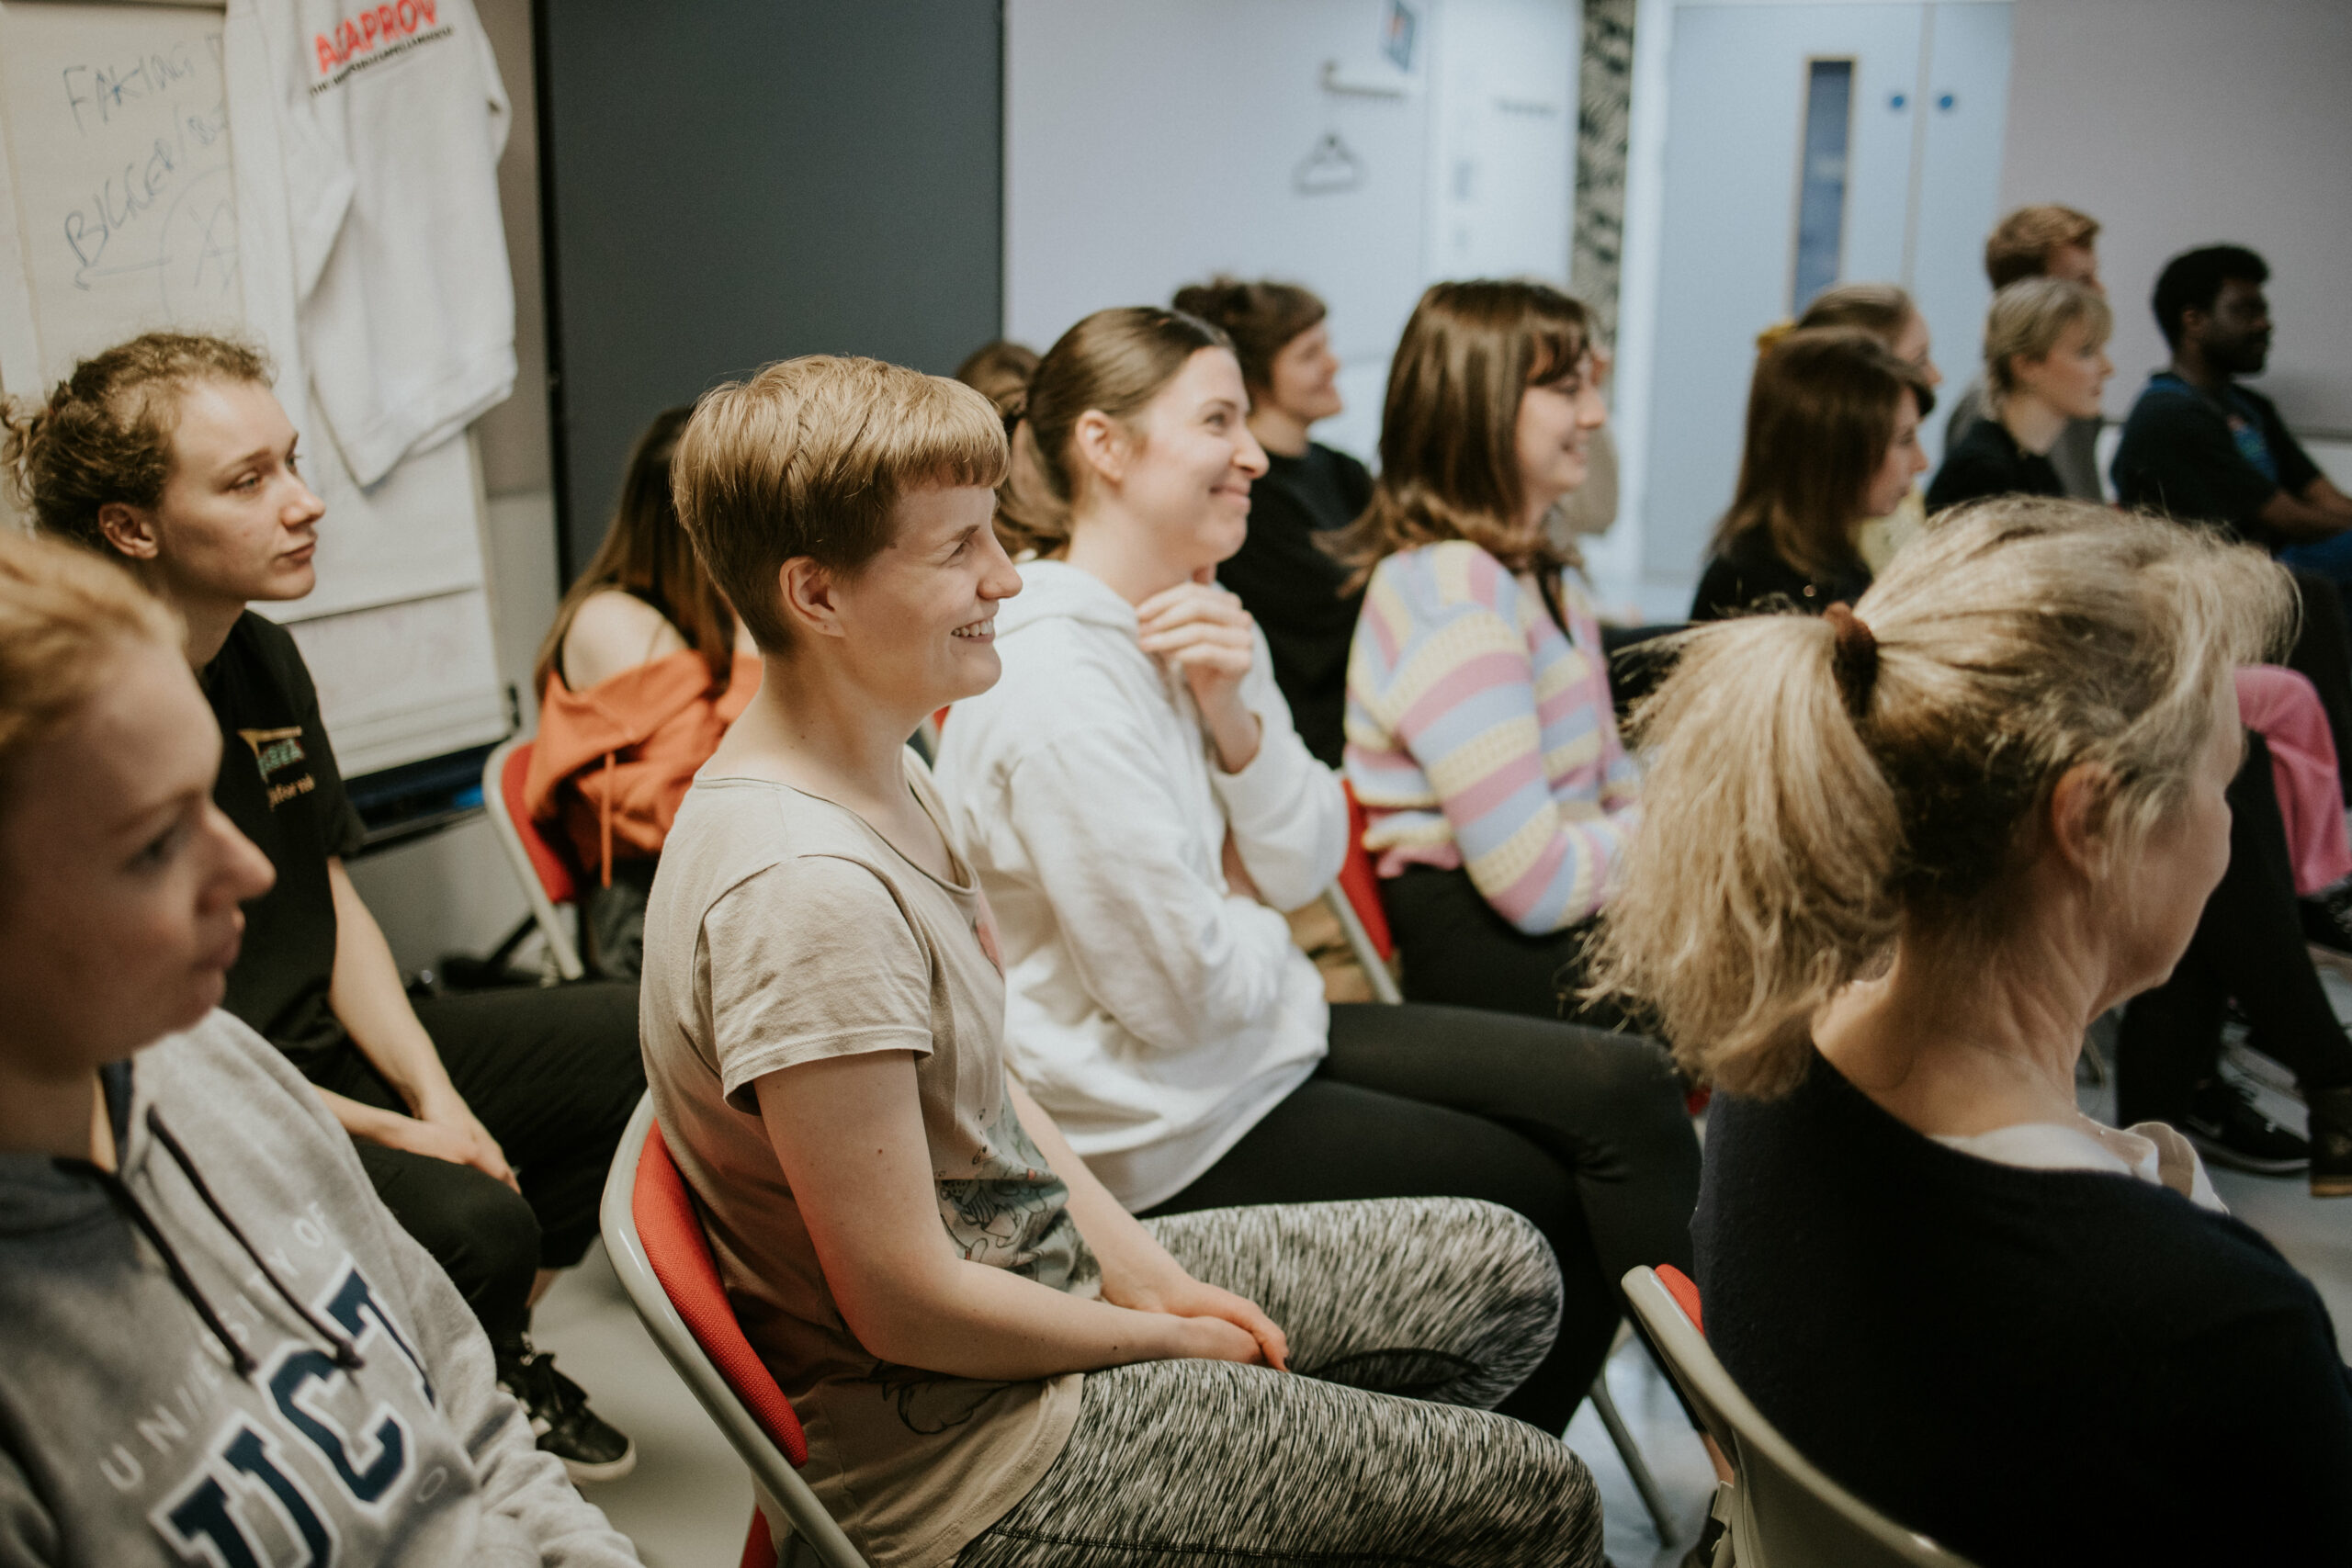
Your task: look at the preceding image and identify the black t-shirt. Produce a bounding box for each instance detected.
[205,611,367,1080]
[1698,1047,2352,1566]
[2111,372,2321,542]
[1690,526,1871,623]
[1216,441,1371,768]
[1924,417,2065,513]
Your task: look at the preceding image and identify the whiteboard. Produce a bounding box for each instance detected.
[0,0,505,774]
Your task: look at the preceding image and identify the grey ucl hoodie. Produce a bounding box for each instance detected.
[0,1010,640,1567]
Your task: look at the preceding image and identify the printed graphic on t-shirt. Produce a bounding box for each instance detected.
[311,0,456,94]
[239,727,318,809]
[2226,398,2280,483]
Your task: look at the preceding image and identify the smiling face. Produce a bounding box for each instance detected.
[0,635,275,1080]
[1512,350,1609,526]
[1861,389,1929,518]
[1263,323,1344,426]
[1113,347,1269,574]
[825,482,1023,716]
[2014,317,2113,423]
[105,378,324,610]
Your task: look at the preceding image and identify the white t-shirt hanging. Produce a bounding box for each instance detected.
[233,0,515,486]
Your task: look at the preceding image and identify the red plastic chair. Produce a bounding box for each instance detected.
[481,736,586,981]
[599,1096,870,1568]
[1323,783,1404,1004]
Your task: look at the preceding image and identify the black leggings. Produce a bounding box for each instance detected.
[2283,569,2352,803]
[313,981,645,1355]
[2118,733,2352,1123]
[1143,1000,1702,1434]
[1380,863,1633,1028]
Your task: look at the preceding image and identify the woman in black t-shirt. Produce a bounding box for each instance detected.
[3,332,643,1481]
[1926,277,2111,513]
[1172,278,1369,767]
[1690,328,1933,621]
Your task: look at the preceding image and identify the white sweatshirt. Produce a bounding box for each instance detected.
[230,0,515,485]
[933,561,1347,1211]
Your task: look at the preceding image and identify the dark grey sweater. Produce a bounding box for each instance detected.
[0,1012,639,1566]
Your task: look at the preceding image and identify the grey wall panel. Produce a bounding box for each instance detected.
[538,0,1002,574]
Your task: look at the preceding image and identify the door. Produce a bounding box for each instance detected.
[1634,1,2010,592]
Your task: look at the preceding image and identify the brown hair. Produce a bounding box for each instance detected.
[2,332,272,554]
[1329,279,1592,588]
[1170,277,1328,394]
[954,339,1041,419]
[1754,282,1918,355]
[994,307,1233,560]
[671,355,1008,652]
[1985,204,2100,289]
[1589,499,2292,1097]
[1711,328,1938,581]
[534,406,738,696]
[0,528,180,809]
[1983,277,2113,412]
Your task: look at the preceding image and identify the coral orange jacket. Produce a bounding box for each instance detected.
[524,649,762,884]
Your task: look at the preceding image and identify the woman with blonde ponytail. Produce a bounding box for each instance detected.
[1590,498,2352,1565]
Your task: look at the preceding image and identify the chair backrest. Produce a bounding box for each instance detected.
[480,737,585,981]
[1622,1267,1980,1568]
[599,1096,870,1568]
[1334,782,1394,961]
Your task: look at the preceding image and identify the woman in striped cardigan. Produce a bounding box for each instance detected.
[1340,280,1645,1025]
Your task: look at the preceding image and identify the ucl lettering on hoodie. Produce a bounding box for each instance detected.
[0,1013,638,1566]
[226,0,515,486]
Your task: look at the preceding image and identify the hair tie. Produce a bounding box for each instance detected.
[1822,602,1878,716]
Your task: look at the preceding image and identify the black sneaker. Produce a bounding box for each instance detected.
[2180,1076,2311,1176]
[497,1343,637,1483]
[2300,885,2352,976]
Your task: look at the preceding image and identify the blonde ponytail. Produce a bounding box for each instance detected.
[1589,497,2294,1097]
[1588,610,1902,1096]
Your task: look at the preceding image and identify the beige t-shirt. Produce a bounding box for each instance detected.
[641,754,1099,1568]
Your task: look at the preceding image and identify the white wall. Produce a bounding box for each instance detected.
[1006,0,1578,463]
[1998,0,2352,435]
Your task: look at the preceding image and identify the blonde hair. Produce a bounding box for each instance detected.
[671,355,1008,651]
[1985,204,2100,289]
[995,307,1232,560]
[1588,498,2292,1098]
[0,529,179,807]
[1984,277,2112,412]
[2,332,272,555]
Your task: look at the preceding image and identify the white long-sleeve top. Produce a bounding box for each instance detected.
[933,561,1347,1210]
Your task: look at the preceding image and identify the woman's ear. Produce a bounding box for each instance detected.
[2045,761,2116,882]
[776,557,849,641]
[96,502,161,563]
[1069,409,1128,490]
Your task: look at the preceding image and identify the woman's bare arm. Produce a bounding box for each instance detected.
[755,1050,1270,1380]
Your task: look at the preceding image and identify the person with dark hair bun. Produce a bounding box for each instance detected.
[1170,277,1367,766]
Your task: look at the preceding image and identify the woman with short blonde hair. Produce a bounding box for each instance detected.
[1926,276,2113,513]
[1591,498,2352,1563]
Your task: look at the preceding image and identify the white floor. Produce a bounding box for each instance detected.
[538,983,2352,1568]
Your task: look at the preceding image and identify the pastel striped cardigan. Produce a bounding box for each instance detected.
[1343,540,1640,934]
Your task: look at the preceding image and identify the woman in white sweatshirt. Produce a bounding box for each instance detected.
[933,307,1703,1432]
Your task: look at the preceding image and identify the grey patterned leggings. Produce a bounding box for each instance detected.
[956,1198,1605,1568]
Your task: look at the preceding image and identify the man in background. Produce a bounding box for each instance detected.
[1943,204,2106,499]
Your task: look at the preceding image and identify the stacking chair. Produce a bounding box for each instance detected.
[1329,783,1677,1541]
[480,736,587,981]
[1623,1267,1980,1568]
[600,1096,870,1568]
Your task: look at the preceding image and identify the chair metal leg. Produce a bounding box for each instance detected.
[1589,1372,1678,1545]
